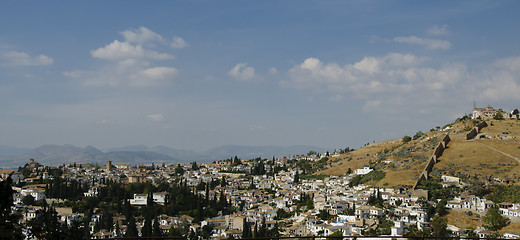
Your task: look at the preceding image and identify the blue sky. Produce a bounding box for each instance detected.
[1,1,519,151]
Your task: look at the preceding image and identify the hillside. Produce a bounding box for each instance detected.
[432,119,520,184]
[318,118,520,188]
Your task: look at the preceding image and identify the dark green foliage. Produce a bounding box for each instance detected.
[367,188,384,207]
[413,131,424,140]
[125,215,138,237]
[175,164,185,175]
[201,225,213,239]
[26,205,63,240]
[318,210,333,220]
[153,217,162,237]
[0,176,23,240]
[275,208,292,220]
[402,135,412,143]
[483,207,508,231]
[431,216,449,237]
[251,161,266,175]
[487,185,520,203]
[349,171,386,187]
[22,194,35,206]
[327,230,343,240]
[416,178,455,200]
[46,177,86,201]
[436,199,448,216]
[230,156,241,166]
[294,171,300,183]
[362,218,392,236]
[296,193,314,210]
[403,225,432,239]
[191,162,199,170]
[241,218,252,238]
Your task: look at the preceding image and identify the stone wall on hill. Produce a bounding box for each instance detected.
[466,121,488,140]
[412,134,451,190]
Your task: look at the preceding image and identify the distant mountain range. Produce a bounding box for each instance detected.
[0,144,327,169]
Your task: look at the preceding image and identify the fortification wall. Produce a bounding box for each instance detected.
[466,121,488,140]
[413,124,483,189]
[433,143,445,160]
[466,128,478,140]
[412,172,428,189]
[442,134,451,145]
[412,134,450,190]
[476,121,488,131]
[423,157,436,173]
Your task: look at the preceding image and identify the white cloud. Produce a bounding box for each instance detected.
[268,67,279,75]
[1,50,53,66]
[426,25,449,36]
[228,63,255,80]
[147,113,165,121]
[286,53,520,116]
[170,36,189,49]
[130,66,178,87]
[120,27,165,45]
[393,36,452,50]
[354,57,379,74]
[74,28,186,87]
[70,60,178,87]
[90,40,173,60]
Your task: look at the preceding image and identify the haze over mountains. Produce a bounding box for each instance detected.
[0,144,327,169]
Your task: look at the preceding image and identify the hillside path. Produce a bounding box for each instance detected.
[474,141,520,163]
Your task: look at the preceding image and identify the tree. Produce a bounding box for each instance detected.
[221,176,227,187]
[293,171,300,184]
[268,222,280,238]
[258,218,267,238]
[142,214,153,237]
[153,218,162,237]
[431,216,448,237]
[175,165,185,175]
[241,218,252,238]
[201,225,213,239]
[327,230,343,240]
[436,199,448,216]
[125,215,138,237]
[402,135,412,143]
[494,112,504,120]
[0,176,23,240]
[483,207,508,231]
[22,194,35,206]
[413,131,424,140]
[191,162,199,171]
[318,210,333,220]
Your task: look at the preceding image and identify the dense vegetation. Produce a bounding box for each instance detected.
[349,170,386,187]
[487,185,520,203]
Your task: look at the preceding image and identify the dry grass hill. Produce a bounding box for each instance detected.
[317,118,520,188]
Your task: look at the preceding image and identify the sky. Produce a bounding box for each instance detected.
[1,1,520,151]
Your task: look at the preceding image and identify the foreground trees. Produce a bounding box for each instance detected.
[0,176,23,240]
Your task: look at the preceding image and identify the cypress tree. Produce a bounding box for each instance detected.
[125,215,138,237]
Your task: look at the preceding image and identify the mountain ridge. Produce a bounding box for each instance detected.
[0,144,328,169]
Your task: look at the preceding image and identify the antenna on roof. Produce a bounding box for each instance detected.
[473,100,476,110]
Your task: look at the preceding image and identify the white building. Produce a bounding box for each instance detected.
[354,167,373,175]
[130,192,167,205]
[21,188,46,201]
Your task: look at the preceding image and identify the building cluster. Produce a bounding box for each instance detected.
[4,152,520,239]
[472,105,519,120]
